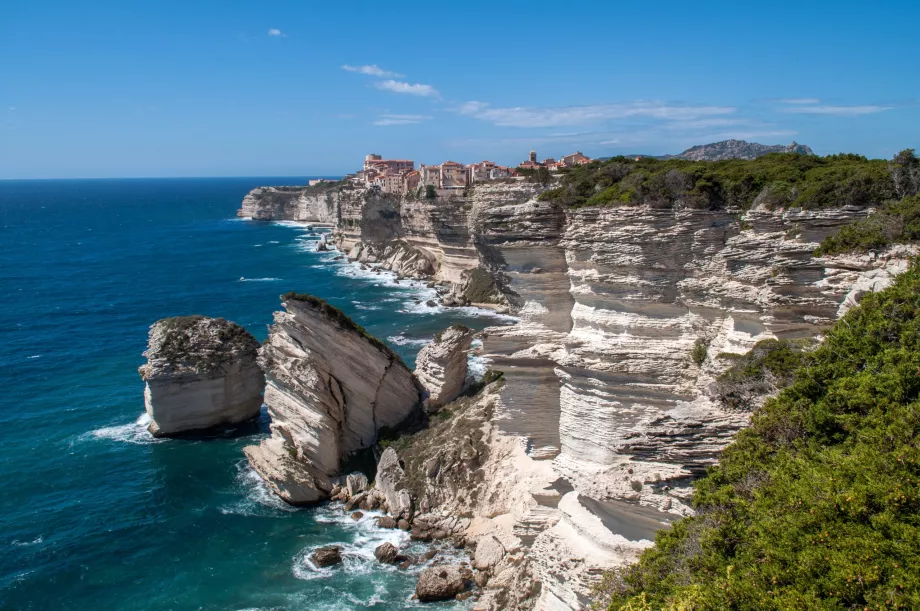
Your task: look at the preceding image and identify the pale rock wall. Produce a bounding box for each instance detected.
[139,317,264,437]
[244,295,422,505]
[238,186,339,222]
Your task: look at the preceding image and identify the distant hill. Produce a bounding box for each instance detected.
[674,139,814,161]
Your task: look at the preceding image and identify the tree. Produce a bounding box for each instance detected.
[425,184,437,200]
[889,148,920,198]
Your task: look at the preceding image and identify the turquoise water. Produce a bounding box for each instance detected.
[0,179,508,610]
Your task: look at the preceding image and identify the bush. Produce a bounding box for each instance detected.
[690,339,708,366]
[598,261,920,610]
[816,193,920,255]
[711,339,808,410]
[425,184,437,199]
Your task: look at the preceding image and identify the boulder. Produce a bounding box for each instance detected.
[472,535,505,570]
[345,472,368,497]
[374,542,398,564]
[416,565,465,602]
[139,316,264,437]
[350,511,364,521]
[376,516,398,529]
[375,447,413,519]
[311,545,342,568]
[414,325,475,410]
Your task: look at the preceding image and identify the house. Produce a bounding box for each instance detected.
[559,151,591,167]
[363,154,414,175]
[403,170,420,193]
[440,161,467,189]
[419,164,441,188]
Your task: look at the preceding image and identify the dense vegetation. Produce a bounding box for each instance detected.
[711,339,809,410]
[597,262,920,610]
[541,151,907,212]
[816,194,920,256]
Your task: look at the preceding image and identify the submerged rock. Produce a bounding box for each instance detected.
[138,316,264,437]
[414,325,474,411]
[244,293,422,504]
[415,565,465,602]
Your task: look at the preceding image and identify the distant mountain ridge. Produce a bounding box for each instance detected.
[674,139,814,161]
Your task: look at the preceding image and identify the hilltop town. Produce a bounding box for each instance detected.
[338,149,593,195]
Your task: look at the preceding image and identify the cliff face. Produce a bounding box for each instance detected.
[238,186,339,222]
[238,181,914,608]
[244,294,422,505]
[139,316,264,437]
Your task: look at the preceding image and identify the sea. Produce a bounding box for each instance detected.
[0,178,513,610]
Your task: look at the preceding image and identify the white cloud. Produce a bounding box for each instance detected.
[375,80,439,97]
[342,64,405,78]
[779,104,891,116]
[455,101,736,128]
[373,113,431,126]
[780,98,821,105]
[268,28,284,37]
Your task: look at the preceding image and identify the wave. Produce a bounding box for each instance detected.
[27,355,41,359]
[238,277,281,282]
[218,462,297,517]
[86,413,165,445]
[387,335,432,347]
[11,536,43,547]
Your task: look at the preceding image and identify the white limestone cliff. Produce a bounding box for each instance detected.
[139,316,264,437]
[243,293,422,505]
[414,325,475,410]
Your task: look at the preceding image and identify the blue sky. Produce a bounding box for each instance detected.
[1,0,918,178]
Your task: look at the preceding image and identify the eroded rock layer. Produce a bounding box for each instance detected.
[244,294,422,505]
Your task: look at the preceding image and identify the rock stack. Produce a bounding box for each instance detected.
[414,325,474,412]
[243,293,422,505]
[139,316,264,437]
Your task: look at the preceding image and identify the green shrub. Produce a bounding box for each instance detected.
[816,193,920,255]
[425,184,437,199]
[690,339,708,366]
[598,261,920,610]
[711,339,808,410]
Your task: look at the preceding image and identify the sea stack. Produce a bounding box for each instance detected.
[414,325,475,411]
[243,293,422,505]
[139,316,264,437]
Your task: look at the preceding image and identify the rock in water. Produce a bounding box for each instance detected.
[414,325,474,410]
[375,447,413,520]
[415,565,465,602]
[138,316,264,437]
[244,293,422,505]
[311,546,342,568]
[374,542,398,564]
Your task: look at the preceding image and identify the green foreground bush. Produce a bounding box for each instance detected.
[597,261,920,610]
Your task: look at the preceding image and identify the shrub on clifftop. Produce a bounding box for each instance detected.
[596,261,920,610]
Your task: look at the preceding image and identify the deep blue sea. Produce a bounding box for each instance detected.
[0,178,510,610]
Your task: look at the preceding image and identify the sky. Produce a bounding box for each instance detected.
[1,0,918,179]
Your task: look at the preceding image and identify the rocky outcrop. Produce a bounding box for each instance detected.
[415,565,466,602]
[138,316,264,437]
[415,325,475,410]
[675,139,814,160]
[244,293,422,505]
[375,447,414,520]
[238,186,338,222]
[311,546,342,568]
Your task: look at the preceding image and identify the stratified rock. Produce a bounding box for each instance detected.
[374,542,398,564]
[415,325,474,410]
[242,437,329,505]
[345,472,368,497]
[416,565,465,602]
[375,447,413,520]
[311,546,342,568]
[244,293,422,505]
[138,316,264,437]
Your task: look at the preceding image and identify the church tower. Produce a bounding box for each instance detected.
[529,149,537,163]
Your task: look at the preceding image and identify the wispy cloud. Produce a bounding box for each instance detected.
[342,64,405,78]
[373,113,432,126]
[779,98,821,105]
[455,101,736,128]
[779,104,891,116]
[375,80,439,97]
[267,28,285,37]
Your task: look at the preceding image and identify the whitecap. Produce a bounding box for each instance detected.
[268,240,280,244]
[86,413,164,445]
[387,335,432,347]
[218,462,297,516]
[272,220,312,230]
[238,277,281,282]
[353,303,382,311]
[11,536,43,547]
[27,355,41,359]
